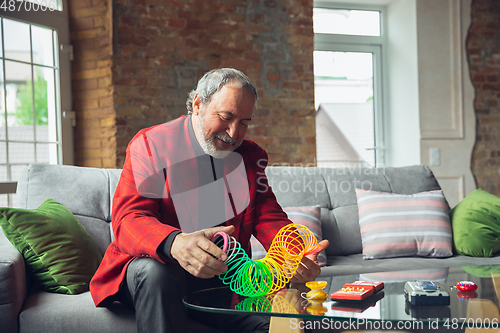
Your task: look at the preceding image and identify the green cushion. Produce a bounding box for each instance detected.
[0,198,102,294]
[462,265,500,278]
[450,189,500,257]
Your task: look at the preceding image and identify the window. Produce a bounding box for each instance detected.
[0,0,72,207]
[314,8,380,36]
[314,4,385,168]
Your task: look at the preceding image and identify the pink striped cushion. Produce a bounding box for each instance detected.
[250,205,326,266]
[355,189,453,260]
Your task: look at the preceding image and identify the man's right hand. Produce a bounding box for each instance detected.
[170,225,235,279]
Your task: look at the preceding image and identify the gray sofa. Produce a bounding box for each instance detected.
[1,163,500,333]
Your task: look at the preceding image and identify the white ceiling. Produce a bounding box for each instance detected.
[315,0,396,6]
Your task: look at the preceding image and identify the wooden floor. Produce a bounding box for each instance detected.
[269,317,304,333]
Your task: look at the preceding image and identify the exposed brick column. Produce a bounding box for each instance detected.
[113,0,315,167]
[467,0,500,195]
[238,0,315,166]
[69,0,116,168]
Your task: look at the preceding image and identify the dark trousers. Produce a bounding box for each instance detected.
[119,258,270,333]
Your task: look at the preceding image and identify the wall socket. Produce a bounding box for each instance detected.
[430,147,440,166]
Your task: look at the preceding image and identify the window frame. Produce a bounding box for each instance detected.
[0,0,72,204]
[313,1,387,167]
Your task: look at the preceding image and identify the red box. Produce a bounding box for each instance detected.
[330,281,384,302]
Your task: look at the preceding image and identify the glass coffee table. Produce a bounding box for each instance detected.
[184,266,500,331]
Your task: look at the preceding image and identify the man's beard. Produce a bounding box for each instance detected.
[195,111,240,159]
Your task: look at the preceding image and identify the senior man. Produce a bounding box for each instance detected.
[90,68,329,333]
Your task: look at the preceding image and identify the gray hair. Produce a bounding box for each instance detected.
[186,68,257,114]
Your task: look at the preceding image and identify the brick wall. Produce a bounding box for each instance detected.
[467,0,500,195]
[113,0,315,167]
[69,0,116,168]
[67,0,499,188]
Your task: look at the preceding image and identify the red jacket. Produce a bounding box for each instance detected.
[90,115,290,306]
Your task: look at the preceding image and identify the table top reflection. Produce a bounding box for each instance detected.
[183,265,500,327]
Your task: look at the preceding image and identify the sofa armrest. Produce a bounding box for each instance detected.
[0,232,27,333]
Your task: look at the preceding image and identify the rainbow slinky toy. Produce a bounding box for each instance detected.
[211,223,320,297]
[235,294,299,314]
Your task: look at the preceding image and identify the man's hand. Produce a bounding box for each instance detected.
[290,239,329,283]
[171,225,235,279]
